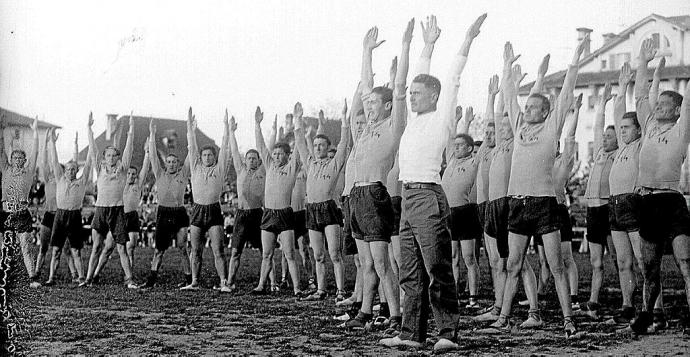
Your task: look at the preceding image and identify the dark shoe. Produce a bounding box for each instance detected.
[250,287,268,296]
[344,312,373,330]
[630,311,653,335]
[43,280,56,287]
[301,290,327,301]
[564,318,578,338]
[612,306,636,324]
[648,309,667,333]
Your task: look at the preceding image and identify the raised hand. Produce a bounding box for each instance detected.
[455,105,463,121]
[187,107,197,131]
[75,131,78,145]
[488,74,500,96]
[341,98,348,123]
[363,27,385,51]
[503,42,521,66]
[128,111,134,132]
[48,128,59,142]
[254,106,264,124]
[573,33,590,63]
[149,117,156,134]
[230,115,237,132]
[466,13,487,40]
[224,109,230,128]
[512,64,527,88]
[654,56,666,80]
[465,106,475,124]
[32,116,38,132]
[389,56,398,84]
[619,62,634,87]
[88,112,94,127]
[402,18,415,44]
[420,15,440,44]
[318,110,325,126]
[272,114,278,131]
[293,102,304,119]
[639,38,657,63]
[538,54,550,77]
[601,82,614,104]
[575,93,584,110]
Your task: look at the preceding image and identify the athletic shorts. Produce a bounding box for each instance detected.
[92,206,128,244]
[639,191,690,243]
[260,207,295,235]
[508,196,561,237]
[51,209,84,249]
[587,205,610,245]
[294,210,307,244]
[391,196,402,236]
[349,183,393,243]
[478,201,487,231]
[41,211,56,229]
[450,203,483,241]
[190,202,223,231]
[306,200,343,232]
[155,206,190,250]
[484,197,510,258]
[124,211,140,233]
[609,193,641,233]
[0,209,33,234]
[534,204,573,246]
[232,208,263,254]
[341,196,357,256]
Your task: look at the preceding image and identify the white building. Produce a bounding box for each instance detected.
[519,13,690,164]
[0,107,61,166]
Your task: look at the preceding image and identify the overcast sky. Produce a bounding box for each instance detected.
[1,0,689,159]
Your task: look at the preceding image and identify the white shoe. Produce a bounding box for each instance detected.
[518,299,529,306]
[379,336,422,349]
[126,282,140,289]
[520,313,544,329]
[219,285,234,293]
[474,310,500,322]
[335,297,355,307]
[434,338,458,353]
[29,281,41,289]
[180,283,200,291]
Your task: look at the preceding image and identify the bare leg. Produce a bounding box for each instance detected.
[256,230,276,290]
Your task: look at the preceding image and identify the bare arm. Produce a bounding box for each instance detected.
[361,27,384,92]
[187,107,199,165]
[350,82,364,143]
[387,56,398,89]
[649,56,665,109]
[26,116,39,174]
[615,62,634,143]
[486,75,500,145]
[529,54,550,96]
[72,132,79,162]
[217,110,229,178]
[47,128,63,179]
[293,102,311,168]
[0,114,7,169]
[84,114,97,181]
[501,42,521,130]
[254,106,270,164]
[594,83,613,151]
[148,119,162,178]
[316,110,326,136]
[40,129,51,182]
[334,99,351,165]
[415,15,440,76]
[228,114,244,174]
[392,17,414,145]
[635,39,656,130]
[121,111,135,170]
[139,147,150,188]
[554,35,588,134]
[267,114,278,151]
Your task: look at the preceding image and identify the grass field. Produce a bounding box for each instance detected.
[23,243,690,355]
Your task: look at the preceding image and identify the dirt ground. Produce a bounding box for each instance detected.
[20,245,690,355]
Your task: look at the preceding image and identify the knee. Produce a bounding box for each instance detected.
[262,250,274,260]
[617,256,633,271]
[230,249,241,259]
[372,257,389,275]
[52,247,62,258]
[329,250,342,264]
[462,252,477,267]
[590,257,603,271]
[314,251,327,263]
[506,258,522,276]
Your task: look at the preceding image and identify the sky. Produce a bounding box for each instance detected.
[1,0,689,159]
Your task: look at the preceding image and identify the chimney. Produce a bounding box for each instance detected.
[576,27,593,57]
[106,113,118,141]
[602,32,617,45]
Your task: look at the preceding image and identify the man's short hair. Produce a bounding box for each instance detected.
[455,133,474,147]
[166,153,179,160]
[129,166,138,173]
[314,134,331,146]
[660,90,683,109]
[412,74,442,97]
[622,112,640,128]
[605,125,616,132]
[486,122,495,128]
[245,149,260,158]
[103,146,121,157]
[200,145,217,157]
[527,93,551,114]
[10,149,26,160]
[274,142,291,155]
[371,86,393,105]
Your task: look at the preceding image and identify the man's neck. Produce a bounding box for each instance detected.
[415,105,438,116]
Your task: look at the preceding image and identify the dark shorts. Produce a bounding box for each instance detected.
[485,197,510,258]
[190,202,223,232]
[508,196,561,237]
[478,201,487,231]
[260,207,295,236]
[534,204,573,245]
[232,208,263,254]
[125,211,140,233]
[51,209,84,250]
[0,209,33,234]
[587,205,610,245]
[349,183,393,243]
[609,193,641,232]
[450,203,483,241]
[294,210,308,239]
[92,206,129,244]
[639,192,690,243]
[306,200,343,232]
[155,206,190,251]
[41,211,56,229]
[341,196,357,256]
[391,196,402,236]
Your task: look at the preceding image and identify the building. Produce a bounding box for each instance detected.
[0,107,61,165]
[519,13,690,164]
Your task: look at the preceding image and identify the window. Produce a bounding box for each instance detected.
[601,60,607,70]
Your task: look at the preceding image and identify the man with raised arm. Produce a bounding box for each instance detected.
[630,39,690,334]
[225,113,265,293]
[294,99,349,302]
[180,108,231,292]
[607,62,657,326]
[45,120,95,285]
[0,115,41,287]
[139,118,192,288]
[81,112,138,288]
[578,83,618,320]
[345,20,413,332]
[493,37,587,337]
[443,106,488,309]
[381,14,485,353]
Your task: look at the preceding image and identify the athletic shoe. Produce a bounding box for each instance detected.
[630,311,652,335]
[612,306,636,324]
[518,299,529,306]
[302,290,327,301]
[520,312,544,329]
[465,300,481,309]
[379,336,422,349]
[334,290,347,303]
[43,280,56,287]
[344,312,372,330]
[474,307,500,322]
[563,319,578,338]
[434,338,458,353]
[219,285,234,294]
[576,301,600,320]
[29,281,42,289]
[126,280,140,289]
[648,310,667,333]
[180,283,201,291]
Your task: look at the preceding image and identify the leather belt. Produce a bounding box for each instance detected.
[403,182,437,190]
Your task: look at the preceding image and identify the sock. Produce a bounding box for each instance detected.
[571,294,578,304]
[379,303,390,318]
[185,274,192,285]
[356,311,373,321]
